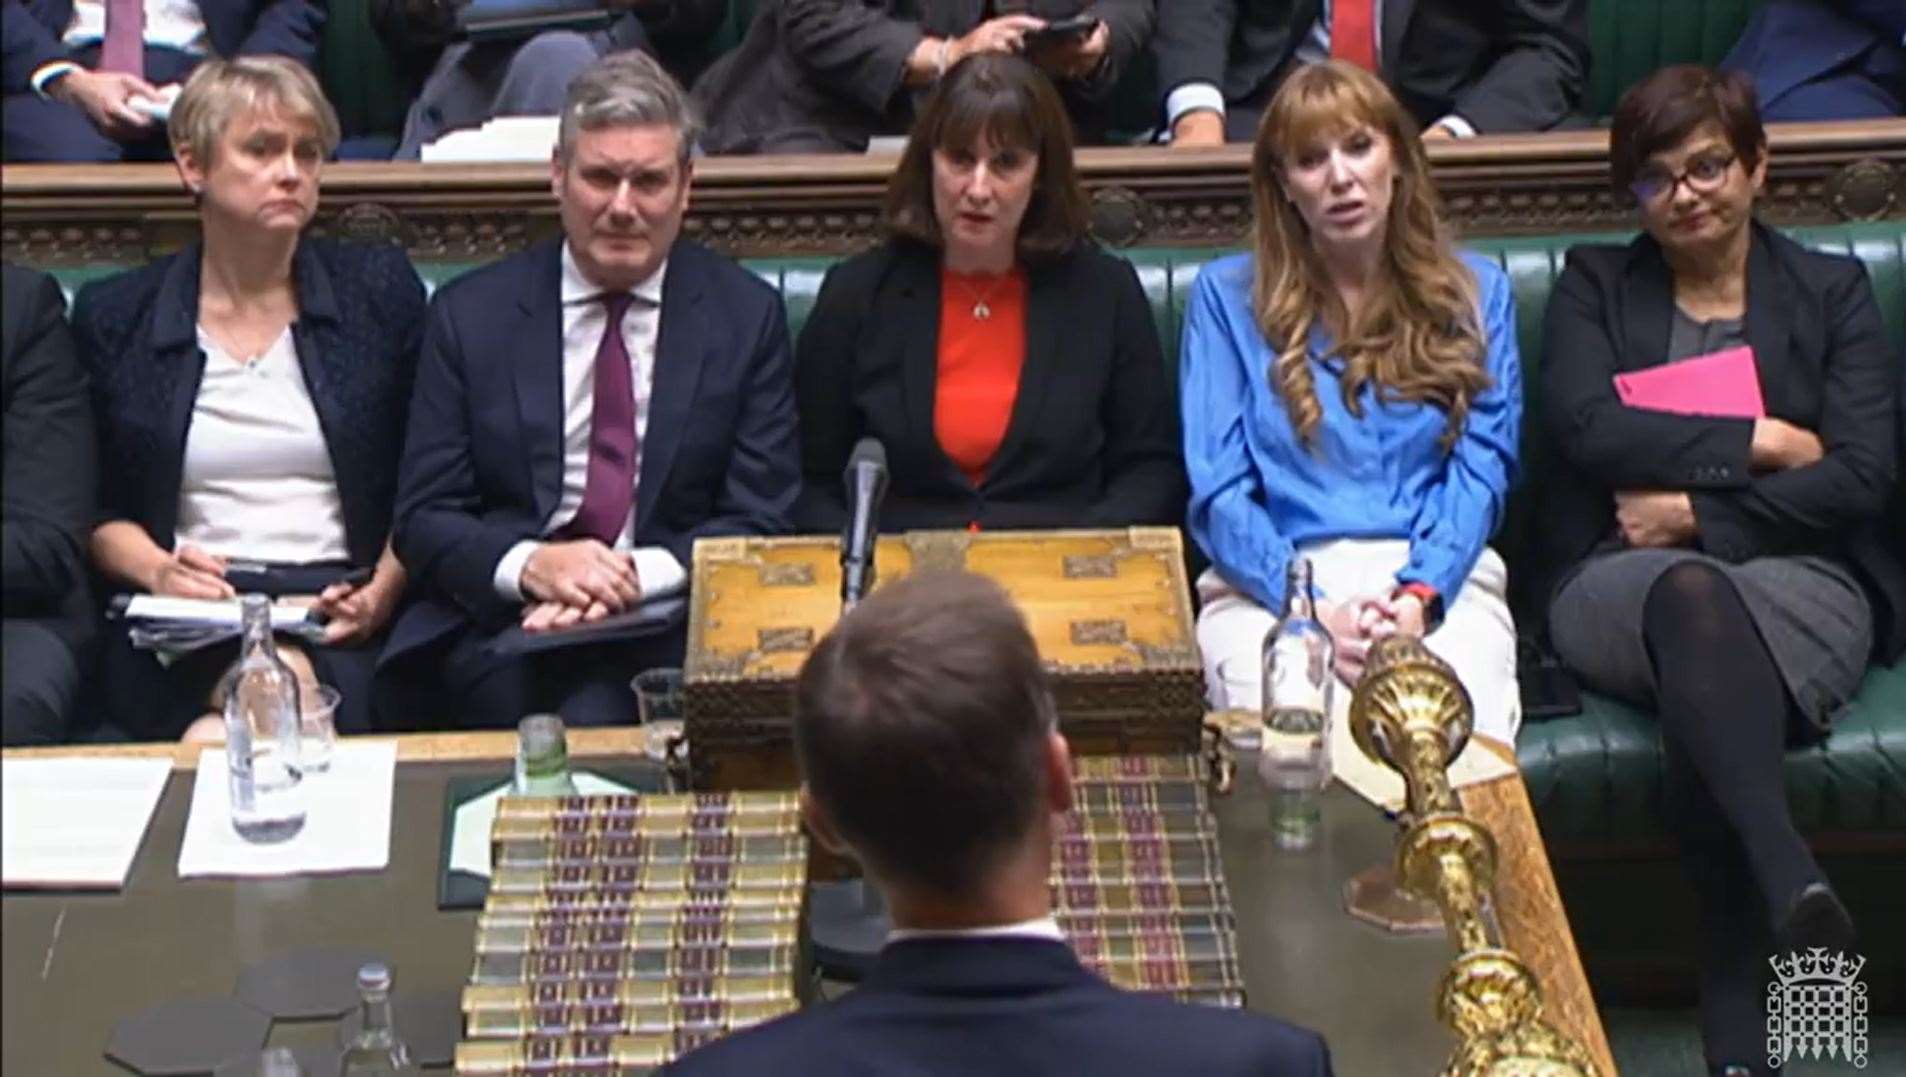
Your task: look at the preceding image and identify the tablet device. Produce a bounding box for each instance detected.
[1024,14,1098,46]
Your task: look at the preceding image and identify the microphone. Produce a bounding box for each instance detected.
[840,437,889,610]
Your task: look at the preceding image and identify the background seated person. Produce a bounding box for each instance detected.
[665,569,1335,1076]
[693,0,1152,154]
[388,51,799,730]
[1154,0,1588,146]
[370,0,726,160]
[1182,61,1523,741]
[1722,0,1905,122]
[795,53,1184,534]
[3,264,95,746]
[1,0,325,161]
[1537,65,1901,1076]
[73,58,422,742]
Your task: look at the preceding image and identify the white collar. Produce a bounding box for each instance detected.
[887,915,1065,945]
[559,241,666,308]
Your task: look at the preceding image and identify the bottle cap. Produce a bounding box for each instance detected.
[356,962,391,992]
[517,714,568,758]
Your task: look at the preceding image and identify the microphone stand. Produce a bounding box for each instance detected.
[808,440,894,981]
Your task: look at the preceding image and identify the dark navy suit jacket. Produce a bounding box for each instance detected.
[2,0,325,94]
[386,237,800,660]
[69,239,427,570]
[1722,0,1906,121]
[663,937,1334,1077]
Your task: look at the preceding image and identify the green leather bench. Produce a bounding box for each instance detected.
[314,0,1767,152]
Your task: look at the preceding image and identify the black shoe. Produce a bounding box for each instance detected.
[1774,880,1855,956]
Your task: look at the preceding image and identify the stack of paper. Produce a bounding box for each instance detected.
[177,741,397,878]
[2,758,172,889]
[420,116,559,163]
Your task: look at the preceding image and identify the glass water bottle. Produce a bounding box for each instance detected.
[339,962,417,1075]
[219,594,305,843]
[1258,558,1334,850]
[514,714,580,796]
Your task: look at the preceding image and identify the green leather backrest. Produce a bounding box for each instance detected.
[34,219,1904,576]
[1586,0,1764,117]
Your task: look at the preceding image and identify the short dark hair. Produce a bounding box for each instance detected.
[884,53,1091,261]
[1609,65,1765,196]
[793,571,1057,897]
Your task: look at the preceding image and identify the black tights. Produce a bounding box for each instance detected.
[1643,561,1825,1074]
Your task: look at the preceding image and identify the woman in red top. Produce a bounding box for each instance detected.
[794,54,1184,534]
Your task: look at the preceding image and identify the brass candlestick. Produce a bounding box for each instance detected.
[1349,636,1599,1077]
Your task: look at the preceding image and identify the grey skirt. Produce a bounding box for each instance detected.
[1548,548,1872,733]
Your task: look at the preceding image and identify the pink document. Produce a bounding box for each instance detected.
[1613,345,1765,418]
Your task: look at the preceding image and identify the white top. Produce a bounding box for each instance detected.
[490,244,688,604]
[174,326,350,564]
[1164,0,1475,139]
[887,915,1066,945]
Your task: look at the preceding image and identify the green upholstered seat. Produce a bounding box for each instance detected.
[1586,0,1764,118]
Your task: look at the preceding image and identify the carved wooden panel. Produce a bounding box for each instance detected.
[4,120,1901,266]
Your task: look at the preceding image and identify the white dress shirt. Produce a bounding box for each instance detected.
[1165,0,1476,139]
[30,0,209,95]
[174,326,351,564]
[887,915,1066,945]
[491,244,688,604]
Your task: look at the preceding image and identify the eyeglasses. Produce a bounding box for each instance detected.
[1629,151,1737,204]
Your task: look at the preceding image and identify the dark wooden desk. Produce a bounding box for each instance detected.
[3,732,1613,1075]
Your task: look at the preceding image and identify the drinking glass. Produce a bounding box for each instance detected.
[298,683,341,774]
[632,668,687,783]
[1212,655,1262,751]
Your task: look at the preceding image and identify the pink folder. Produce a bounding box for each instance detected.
[1613,345,1765,419]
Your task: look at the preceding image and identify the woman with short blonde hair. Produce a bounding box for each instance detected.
[1182,61,1523,741]
[72,56,424,742]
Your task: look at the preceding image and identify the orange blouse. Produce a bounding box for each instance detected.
[934,266,1028,489]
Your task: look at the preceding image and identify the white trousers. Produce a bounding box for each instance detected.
[1195,539,1522,745]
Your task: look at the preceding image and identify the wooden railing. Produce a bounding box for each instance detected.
[4,119,1901,265]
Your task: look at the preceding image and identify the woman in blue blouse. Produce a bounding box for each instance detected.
[1182,61,1523,742]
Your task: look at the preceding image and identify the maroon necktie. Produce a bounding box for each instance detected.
[100,0,146,77]
[559,293,640,545]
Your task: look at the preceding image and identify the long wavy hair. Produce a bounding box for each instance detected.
[1249,61,1487,450]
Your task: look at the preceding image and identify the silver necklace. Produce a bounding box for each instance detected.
[947,271,1013,321]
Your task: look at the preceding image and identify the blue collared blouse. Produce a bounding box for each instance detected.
[1180,250,1522,612]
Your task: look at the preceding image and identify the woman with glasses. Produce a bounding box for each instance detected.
[1538,65,1901,1077]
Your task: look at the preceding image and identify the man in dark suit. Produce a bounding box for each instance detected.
[1154,0,1587,146]
[1722,0,1906,122]
[693,0,1154,154]
[2,264,95,746]
[2,0,326,161]
[388,49,800,729]
[665,570,1334,1076]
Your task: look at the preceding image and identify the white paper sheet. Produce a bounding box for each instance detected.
[177,741,397,878]
[448,772,637,880]
[121,594,318,629]
[1328,697,1516,812]
[2,758,171,889]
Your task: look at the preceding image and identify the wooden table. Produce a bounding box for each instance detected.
[3,730,1614,1076]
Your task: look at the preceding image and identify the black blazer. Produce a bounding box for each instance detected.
[1536,223,1906,663]
[1152,0,1588,134]
[662,937,1333,1076]
[693,0,1154,153]
[2,264,95,652]
[70,239,427,572]
[794,240,1185,534]
[389,238,800,658]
